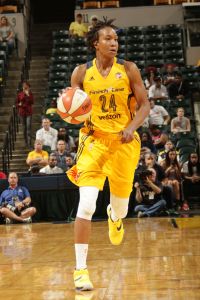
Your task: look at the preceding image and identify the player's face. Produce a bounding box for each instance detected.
[95,27,118,57]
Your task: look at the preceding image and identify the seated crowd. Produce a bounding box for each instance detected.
[132,63,200,217]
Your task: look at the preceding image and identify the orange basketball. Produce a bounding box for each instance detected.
[57,87,92,124]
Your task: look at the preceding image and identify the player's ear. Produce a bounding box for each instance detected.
[93,40,98,48]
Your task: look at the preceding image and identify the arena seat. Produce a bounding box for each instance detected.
[164,41,183,51]
[52,30,69,39]
[143,25,162,34]
[101,0,120,8]
[51,56,70,64]
[52,47,70,57]
[83,1,101,9]
[48,80,67,90]
[127,43,145,52]
[154,0,172,4]
[49,64,69,73]
[145,50,164,60]
[0,5,17,13]
[53,38,71,48]
[70,46,87,55]
[48,71,69,81]
[146,58,164,67]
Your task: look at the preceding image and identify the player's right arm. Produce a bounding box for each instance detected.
[71,64,87,90]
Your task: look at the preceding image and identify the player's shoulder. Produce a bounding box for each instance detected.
[73,63,87,75]
[123,60,138,71]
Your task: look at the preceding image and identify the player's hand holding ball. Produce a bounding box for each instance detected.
[57,87,92,124]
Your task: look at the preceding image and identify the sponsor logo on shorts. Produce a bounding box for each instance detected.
[98,113,121,120]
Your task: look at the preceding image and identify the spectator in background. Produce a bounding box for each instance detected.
[134,168,166,218]
[150,125,168,150]
[53,140,70,172]
[0,16,15,54]
[57,127,76,155]
[171,107,191,134]
[0,171,6,179]
[88,15,98,32]
[26,139,48,169]
[136,152,165,183]
[181,152,200,210]
[45,99,57,115]
[69,13,87,37]
[168,72,189,100]
[140,131,156,154]
[149,99,170,126]
[135,152,174,209]
[0,172,36,224]
[28,164,44,176]
[36,118,58,152]
[157,140,179,163]
[39,154,63,175]
[160,149,181,203]
[144,67,157,90]
[148,77,168,101]
[163,64,176,88]
[65,154,75,171]
[16,81,34,147]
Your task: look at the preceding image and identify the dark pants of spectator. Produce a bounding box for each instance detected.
[163,185,174,209]
[20,115,32,146]
[135,199,166,217]
[182,179,200,201]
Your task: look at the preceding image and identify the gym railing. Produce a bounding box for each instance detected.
[1,105,19,174]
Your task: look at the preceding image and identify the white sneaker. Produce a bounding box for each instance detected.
[6,218,13,224]
[23,217,32,223]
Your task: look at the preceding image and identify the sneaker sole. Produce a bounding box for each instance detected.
[75,283,93,291]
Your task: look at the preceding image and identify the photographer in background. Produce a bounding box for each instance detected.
[134,168,166,217]
[0,172,36,224]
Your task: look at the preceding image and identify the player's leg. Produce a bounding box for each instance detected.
[73,186,99,291]
[107,133,141,245]
[107,194,129,245]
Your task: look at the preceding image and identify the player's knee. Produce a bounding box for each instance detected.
[110,193,129,219]
[77,201,96,220]
[77,186,99,220]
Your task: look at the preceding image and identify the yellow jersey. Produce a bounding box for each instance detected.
[83,57,136,135]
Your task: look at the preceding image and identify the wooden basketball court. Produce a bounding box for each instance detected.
[0,217,200,300]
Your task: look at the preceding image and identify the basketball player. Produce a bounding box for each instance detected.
[67,19,150,290]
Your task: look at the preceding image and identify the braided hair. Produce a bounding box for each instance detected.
[86,17,117,50]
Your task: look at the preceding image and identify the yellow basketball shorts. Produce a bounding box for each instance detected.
[67,128,141,198]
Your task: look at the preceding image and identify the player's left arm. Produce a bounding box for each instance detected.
[121,61,150,143]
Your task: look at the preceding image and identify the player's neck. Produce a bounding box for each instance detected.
[95,55,114,70]
[95,56,114,77]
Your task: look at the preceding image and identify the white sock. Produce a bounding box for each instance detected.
[111,208,119,222]
[75,243,88,270]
